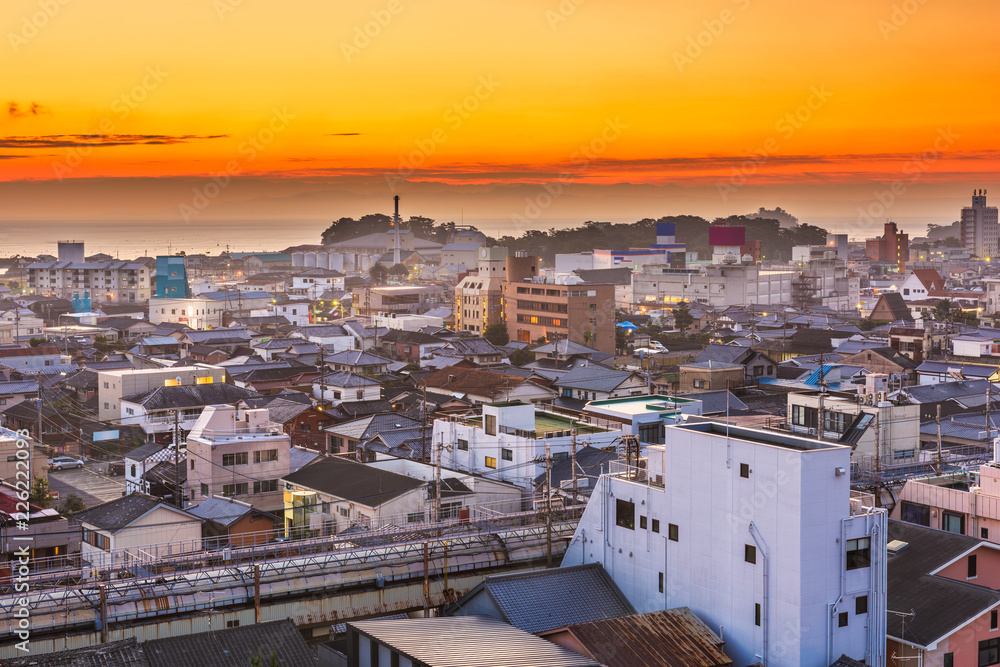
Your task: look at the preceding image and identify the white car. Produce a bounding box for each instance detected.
[47,456,85,471]
[633,346,669,357]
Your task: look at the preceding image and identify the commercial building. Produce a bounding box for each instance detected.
[455,246,507,334]
[961,189,999,260]
[632,263,795,309]
[27,258,153,303]
[504,255,615,354]
[562,420,887,667]
[865,222,909,270]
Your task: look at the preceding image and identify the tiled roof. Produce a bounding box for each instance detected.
[448,563,635,634]
[444,337,502,356]
[0,379,39,395]
[122,383,260,410]
[0,637,149,666]
[532,339,600,356]
[326,413,420,440]
[143,618,316,667]
[326,349,391,366]
[314,371,381,387]
[124,442,166,462]
[283,456,423,505]
[553,366,637,393]
[75,493,192,532]
[186,497,252,527]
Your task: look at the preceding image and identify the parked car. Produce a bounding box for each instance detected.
[633,347,669,357]
[47,456,85,471]
[647,340,668,352]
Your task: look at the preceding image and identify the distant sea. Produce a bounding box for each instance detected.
[0,220,332,258]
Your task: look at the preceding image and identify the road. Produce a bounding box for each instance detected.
[47,462,126,508]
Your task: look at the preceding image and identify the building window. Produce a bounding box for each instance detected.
[992,610,998,631]
[754,603,761,627]
[201,483,208,497]
[668,523,678,542]
[501,448,513,461]
[944,653,953,667]
[651,519,660,533]
[457,439,468,451]
[970,554,978,579]
[615,499,635,530]
[222,483,248,497]
[485,456,497,469]
[838,612,848,628]
[130,464,137,477]
[745,544,756,564]
[740,463,750,478]
[190,459,195,470]
[253,479,277,494]
[900,501,930,526]
[979,638,999,666]
[223,452,248,466]
[658,572,663,593]
[692,379,710,390]
[856,595,868,615]
[846,537,870,570]
[339,507,350,518]
[638,422,663,444]
[253,449,278,464]
[407,512,423,524]
[484,414,496,436]
[639,515,647,529]
[942,511,965,535]
[984,528,990,540]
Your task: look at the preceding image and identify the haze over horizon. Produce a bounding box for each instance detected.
[2,0,996,244]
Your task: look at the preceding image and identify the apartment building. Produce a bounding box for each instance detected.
[97,366,227,422]
[503,255,615,354]
[961,190,999,260]
[454,246,507,335]
[431,402,620,490]
[562,421,887,667]
[184,405,291,509]
[26,259,153,303]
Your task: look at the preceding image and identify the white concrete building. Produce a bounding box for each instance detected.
[289,268,345,300]
[271,300,311,327]
[432,402,621,490]
[562,421,887,667]
[961,190,999,260]
[632,264,795,309]
[26,259,152,303]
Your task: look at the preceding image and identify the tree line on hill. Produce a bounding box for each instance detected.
[320,214,829,263]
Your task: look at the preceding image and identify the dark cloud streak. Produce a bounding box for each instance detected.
[0,134,229,149]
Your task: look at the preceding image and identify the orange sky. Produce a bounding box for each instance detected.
[1,0,997,232]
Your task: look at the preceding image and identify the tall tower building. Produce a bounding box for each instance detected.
[961,190,999,260]
[455,246,508,334]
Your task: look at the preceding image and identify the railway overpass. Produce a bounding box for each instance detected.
[0,508,581,659]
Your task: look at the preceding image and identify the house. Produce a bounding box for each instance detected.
[888,326,935,363]
[95,316,157,340]
[693,344,778,382]
[543,608,734,667]
[869,292,914,322]
[289,267,345,300]
[882,519,1000,666]
[837,346,918,386]
[188,344,229,364]
[446,563,635,633]
[119,383,261,444]
[0,345,64,370]
[0,481,73,560]
[898,379,1000,421]
[290,323,356,352]
[282,455,428,536]
[899,268,946,301]
[311,371,382,405]
[581,394,704,444]
[345,616,601,667]
[271,300,312,327]
[325,413,421,456]
[435,336,505,366]
[0,379,39,410]
[240,395,334,451]
[916,360,1000,385]
[186,495,275,547]
[678,360,744,392]
[184,404,291,508]
[552,366,647,402]
[531,445,620,501]
[561,420,887,667]
[75,493,202,573]
[324,349,392,375]
[419,366,557,404]
[123,442,178,495]
[377,328,446,362]
[432,402,620,490]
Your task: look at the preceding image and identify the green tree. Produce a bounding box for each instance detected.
[250,650,281,667]
[933,299,958,323]
[510,348,534,366]
[369,263,389,285]
[615,328,628,354]
[672,302,694,332]
[29,477,52,509]
[29,337,45,347]
[388,263,409,278]
[59,493,86,518]
[483,322,510,346]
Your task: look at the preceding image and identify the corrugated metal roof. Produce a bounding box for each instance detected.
[186,496,252,526]
[564,607,732,667]
[349,615,600,667]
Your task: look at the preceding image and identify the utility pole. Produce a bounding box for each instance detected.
[545,439,552,568]
[571,428,578,505]
[173,409,181,507]
[433,434,442,523]
[936,404,943,475]
[873,410,881,507]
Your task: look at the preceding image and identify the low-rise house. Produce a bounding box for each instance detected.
[0,482,73,560]
[419,366,557,404]
[324,349,392,375]
[552,366,647,402]
[692,344,778,383]
[888,326,935,363]
[678,360,744,392]
[186,495,275,547]
[325,413,421,456]
[240,395,333,450]
[433,402,620,490]
[184,404,291,508]
[916,360,1000,385]
[346,616,601,667]
[311,371,382,405]
[898,379,1000,421]
[838,346,918,386]
[0,379,39,411]
[119,383,261,444]
[290,323,356,352]
[0,345,64,371]
[289,267,345,299]
[123,442,177,495]
[75,493,202,574]
[434,336,505,366]
[271,300,311,327]
[883,519,1000,666]
[377,328,446,362]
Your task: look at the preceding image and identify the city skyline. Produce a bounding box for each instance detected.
[0,0,997,233]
